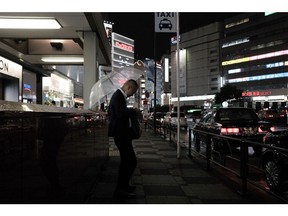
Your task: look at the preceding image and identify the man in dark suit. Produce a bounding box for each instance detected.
[108,79,139,198]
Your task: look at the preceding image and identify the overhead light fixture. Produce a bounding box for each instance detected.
[41,57,84,63]
[0,17,62,29]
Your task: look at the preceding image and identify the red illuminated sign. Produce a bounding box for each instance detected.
[242,91,272,97]
[115,41,134,52]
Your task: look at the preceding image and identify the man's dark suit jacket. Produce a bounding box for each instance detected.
[108,89,131,138]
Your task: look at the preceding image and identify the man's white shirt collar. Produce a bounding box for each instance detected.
[119,88,127,99]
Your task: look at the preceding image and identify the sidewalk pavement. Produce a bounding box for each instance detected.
[85,126,283,204]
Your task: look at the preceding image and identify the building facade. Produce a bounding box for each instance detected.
[169,13,288,110]
[221,13,288,109]
[170,22,223,107]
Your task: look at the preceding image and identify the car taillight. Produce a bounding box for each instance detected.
[221,127,240,135]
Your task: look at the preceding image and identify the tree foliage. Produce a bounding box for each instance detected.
[214,84,243,104]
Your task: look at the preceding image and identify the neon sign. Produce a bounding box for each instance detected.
[242,91,271,97]
[115,41,134,52]
[222,50,288,66]
[228,72,288,83]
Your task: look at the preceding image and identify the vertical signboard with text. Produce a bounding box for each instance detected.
[111,32,134,70]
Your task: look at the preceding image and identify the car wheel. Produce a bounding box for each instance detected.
[263,157,284,192]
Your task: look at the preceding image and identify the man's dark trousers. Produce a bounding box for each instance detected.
[114,136,137,190]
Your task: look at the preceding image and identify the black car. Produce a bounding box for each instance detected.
[193,107,273,155]
[257,108,287,125]
[260,129,288,192]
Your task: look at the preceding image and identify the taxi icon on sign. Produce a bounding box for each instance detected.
[159,18,172,30]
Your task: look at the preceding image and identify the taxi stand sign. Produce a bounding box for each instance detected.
[155,12,177,33]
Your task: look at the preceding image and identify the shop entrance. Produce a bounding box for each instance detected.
[0,73,19,102]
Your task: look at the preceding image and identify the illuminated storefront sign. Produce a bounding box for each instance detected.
[242,91,271,97]
[228,61,286,74]
[171,94,215,102]
[114,41,134,52]
[222,50,288,66]
[111,33,134,69]
[225,18,249,29]
[228,72,288,83]
[23,83,31,91]
[222,37,249,48]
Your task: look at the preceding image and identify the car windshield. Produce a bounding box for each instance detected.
[218,109,258,121]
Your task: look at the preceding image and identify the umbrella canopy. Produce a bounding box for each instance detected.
[89,67,144,109]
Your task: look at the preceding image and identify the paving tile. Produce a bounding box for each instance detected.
[154,145,175,150]
[146,196,192,204]
[182,177,220,184]
[144,185,185,196]
[157,150,178,157]
[133,144,153,148]
[169,168,211,178]
[137,154,163,159]
[135,147,156,152]
[140,169,170,175]
[189,198,203,204]
[142,175,178,185]
[173,176,186,185]
[138,162,168,169]
[137,151,157,155]
[181,184,242,200]
[162,158,195,165]
[137,158,162,163]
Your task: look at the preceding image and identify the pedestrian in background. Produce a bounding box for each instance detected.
[108,79,139,198]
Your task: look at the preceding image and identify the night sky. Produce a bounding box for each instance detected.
[104,12,243,60]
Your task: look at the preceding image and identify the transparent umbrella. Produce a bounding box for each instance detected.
[89,67,144,109]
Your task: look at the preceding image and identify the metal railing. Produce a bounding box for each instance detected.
[146,120,288,203]
[188,128,288,202]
